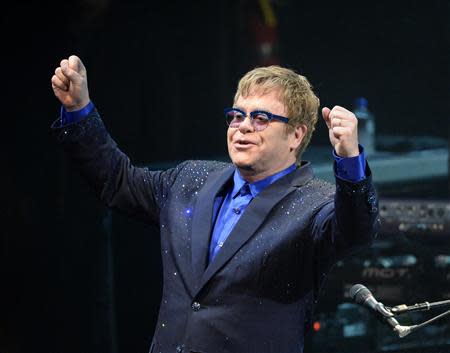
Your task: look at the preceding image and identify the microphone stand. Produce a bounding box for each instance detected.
[385,299,450,338]
[390,299,450,314]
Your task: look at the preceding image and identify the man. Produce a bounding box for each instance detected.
[51,55,379,353]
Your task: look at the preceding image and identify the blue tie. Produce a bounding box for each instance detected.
[209,183,253,262]
[239,183,251,197]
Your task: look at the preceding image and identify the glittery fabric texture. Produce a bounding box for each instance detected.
[52,110,380,353]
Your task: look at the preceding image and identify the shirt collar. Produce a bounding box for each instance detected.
[232,163,297,198]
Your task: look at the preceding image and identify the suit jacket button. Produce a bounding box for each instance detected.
[191,301,201,311]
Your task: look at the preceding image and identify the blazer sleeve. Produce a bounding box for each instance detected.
[309,162,380,289]
[51,109,187,225]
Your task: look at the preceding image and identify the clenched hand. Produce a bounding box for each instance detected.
[51,55,90,112]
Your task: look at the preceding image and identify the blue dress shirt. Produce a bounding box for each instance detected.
[208,164,297,262]
[60,102,367,262]
[59,102,95,127]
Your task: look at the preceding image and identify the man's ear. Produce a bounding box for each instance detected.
[290,124,307,151]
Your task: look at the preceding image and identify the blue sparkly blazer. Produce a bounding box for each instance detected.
[52,109,379,353]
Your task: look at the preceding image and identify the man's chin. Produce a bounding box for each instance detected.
[235,163,254,171]
[230,150,262,172]
[231,158,256,172]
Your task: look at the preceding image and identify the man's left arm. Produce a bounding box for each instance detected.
[312,106,380,266]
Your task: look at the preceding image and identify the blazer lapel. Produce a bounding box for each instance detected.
[191,165,234,289]
[196,162,314,295]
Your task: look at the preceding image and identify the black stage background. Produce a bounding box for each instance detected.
[1,1,449,352]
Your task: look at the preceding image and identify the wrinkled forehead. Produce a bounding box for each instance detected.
[234,83,285,104]
[233,86,288,118]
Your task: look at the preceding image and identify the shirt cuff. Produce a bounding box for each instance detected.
[333,145,367,182]
[60,101,95,126]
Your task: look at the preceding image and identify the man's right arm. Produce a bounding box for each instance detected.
[50,55,184,224]
[52,107,186,224]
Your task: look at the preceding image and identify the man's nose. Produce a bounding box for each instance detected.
[238,115,254,133]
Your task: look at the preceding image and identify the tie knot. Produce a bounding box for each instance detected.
[239,183,251,196]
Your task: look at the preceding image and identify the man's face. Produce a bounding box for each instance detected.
[227,89,303,181]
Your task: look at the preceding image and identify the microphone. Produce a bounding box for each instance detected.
[350,284,414,338]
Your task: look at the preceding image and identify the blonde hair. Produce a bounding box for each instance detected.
[234,66,320,159]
